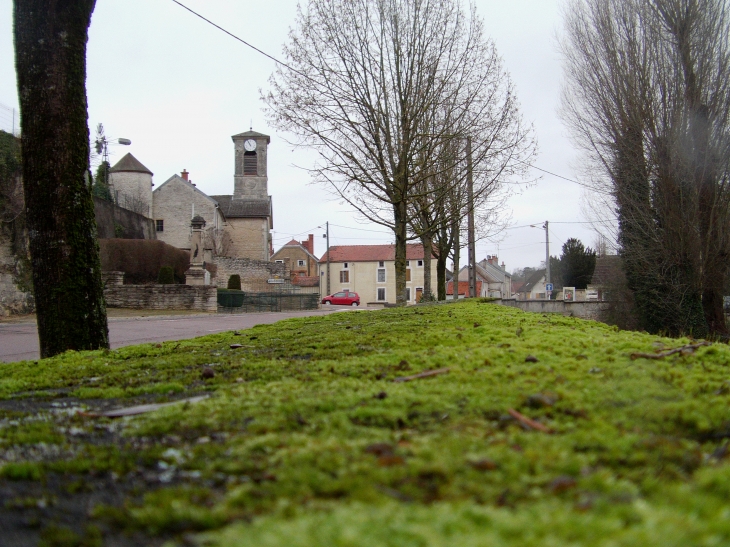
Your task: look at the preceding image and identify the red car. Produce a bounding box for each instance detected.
[322,290,360,306]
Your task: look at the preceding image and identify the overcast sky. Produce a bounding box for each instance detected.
[0,0,602,272]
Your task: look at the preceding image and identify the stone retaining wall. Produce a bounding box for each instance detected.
[214,257,287,290]
[104,284,217,312]
[496,298,610,321]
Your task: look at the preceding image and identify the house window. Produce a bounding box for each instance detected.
[297,260,305,267]
[340,270,350,283]
[343,262,349,268]
[406,287,411,301]
[243,152,257,175]
[406,260,410,266]
[156,219,164,232]
[377,268,385,283]
[417,260,423,267]
[378,261,384,267]
[275,260,284,264]
[406,268,411,282]
[377,288,386,301]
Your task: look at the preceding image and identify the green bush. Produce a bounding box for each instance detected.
[158,266,174,285]
[227,274,241,290]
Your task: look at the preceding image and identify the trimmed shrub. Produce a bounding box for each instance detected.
[99,239,190,285]
[157,266,174,284]
[227,274,242,290]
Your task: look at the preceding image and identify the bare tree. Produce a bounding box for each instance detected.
[561,0,730,337]
[265,0,534,305]
[203,226,233,258]
[14,0,109,357]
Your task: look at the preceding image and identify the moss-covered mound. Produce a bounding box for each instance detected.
[1,301,730,546]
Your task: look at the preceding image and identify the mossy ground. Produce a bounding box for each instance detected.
[1,301,730,546]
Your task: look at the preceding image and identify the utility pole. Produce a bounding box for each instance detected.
[324,221,331,295]
[544,220,550,285]
[467,136,477,298]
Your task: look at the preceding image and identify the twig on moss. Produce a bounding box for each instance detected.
[393,367,450,383]
[630,341,711,360]
[507,408,551,433]
[79,395,208,418]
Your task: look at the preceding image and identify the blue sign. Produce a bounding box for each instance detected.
[545,283,554,292]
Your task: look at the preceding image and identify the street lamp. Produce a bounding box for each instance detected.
[531,221,551,297]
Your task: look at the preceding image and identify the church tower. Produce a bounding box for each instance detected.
[232,130,270,199]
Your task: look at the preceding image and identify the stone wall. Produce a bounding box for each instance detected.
[108,171,153,218]
[496,298,610,321]
[0,236,33,316]
[226,218,270,261]
[94,197,155,240]
[152,176,223,250]
[215,257,287,290]
[104,284,217,312]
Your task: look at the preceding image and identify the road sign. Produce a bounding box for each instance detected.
[545,283,554,292]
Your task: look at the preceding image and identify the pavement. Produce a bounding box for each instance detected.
[0,307,358,363]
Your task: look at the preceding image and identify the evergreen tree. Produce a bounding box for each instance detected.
[92,160,112,201]
[560,238,596,290]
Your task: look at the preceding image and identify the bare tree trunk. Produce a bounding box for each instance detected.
[420,233,433,301]
[394,200,408,306]
[14,0,109,357]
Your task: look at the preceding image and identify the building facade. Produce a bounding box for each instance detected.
[318,244,437,304]
[271,235,319,279]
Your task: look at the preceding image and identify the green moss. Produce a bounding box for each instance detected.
[1,461,44,481]
[3,302,730,544]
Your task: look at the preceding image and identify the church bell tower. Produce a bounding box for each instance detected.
[232,130,270,200]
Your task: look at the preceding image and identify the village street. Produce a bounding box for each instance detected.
[0,308,352,363]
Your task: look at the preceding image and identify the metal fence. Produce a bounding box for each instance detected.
[218,289,320,313]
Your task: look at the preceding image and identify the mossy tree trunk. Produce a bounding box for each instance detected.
[14,0,109,358]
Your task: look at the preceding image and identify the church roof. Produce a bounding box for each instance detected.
[211,195,272,219]
[231,130,271,143]
[109,153,153,175]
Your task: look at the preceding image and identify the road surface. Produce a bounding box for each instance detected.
[0,309,353,363]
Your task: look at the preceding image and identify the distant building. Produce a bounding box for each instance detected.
[271,235,319,287]
[318,244,437,304]
[516,269,547,300]
[108,130,273,262]
[453,255,512,298]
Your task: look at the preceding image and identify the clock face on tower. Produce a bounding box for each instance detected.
[243,139,257,152]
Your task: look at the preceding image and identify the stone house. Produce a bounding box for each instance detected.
[271,235,319,284]
[108,129,273,263]
[318,244,437,304]
[453,255,512,298]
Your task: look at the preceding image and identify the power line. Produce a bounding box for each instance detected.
[170,0,308,79]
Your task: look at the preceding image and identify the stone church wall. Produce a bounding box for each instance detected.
[152,178,220,250]
[226,218,270,261]
[215,257,287,291]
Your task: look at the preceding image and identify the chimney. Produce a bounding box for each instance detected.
[307,234,314,255]
[181,169,189,181]
[489,255,498,265]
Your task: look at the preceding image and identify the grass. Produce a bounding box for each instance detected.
[1,301,730,546]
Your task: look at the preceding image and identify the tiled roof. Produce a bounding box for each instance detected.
[109,153,153,175]
[231,130,271,143]
[211,195,271,218]
[446,280,483,295]
[320,244,431,263]
[590,255,623,287]
[519,269,546,293]
[284,239,300,246]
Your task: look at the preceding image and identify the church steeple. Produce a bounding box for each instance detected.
[232,130,270,200]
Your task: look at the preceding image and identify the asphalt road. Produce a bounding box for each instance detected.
[0,308,352,363]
